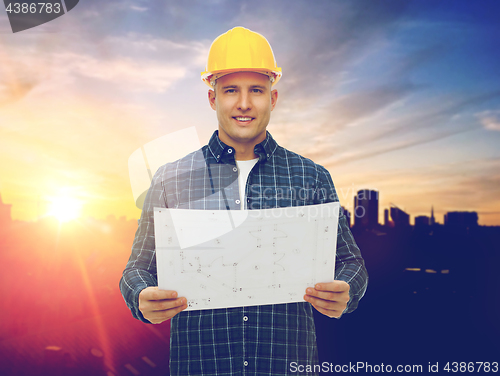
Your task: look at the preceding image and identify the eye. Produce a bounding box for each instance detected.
[251,88,263,94]
[225,89,236,94]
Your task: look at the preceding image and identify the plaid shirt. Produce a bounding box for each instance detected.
[120,131,368,376]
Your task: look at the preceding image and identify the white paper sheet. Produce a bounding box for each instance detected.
[154,202,339,310]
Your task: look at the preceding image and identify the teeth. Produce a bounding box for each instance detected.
[235,117,252,121]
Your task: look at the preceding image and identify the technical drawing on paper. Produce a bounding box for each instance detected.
[154,202,339,310]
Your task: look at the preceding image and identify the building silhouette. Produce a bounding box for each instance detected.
[354,189,379,228]
[444,211,478,227]
[390,205,410,227]
[415,215,430,227]
[430,206,436,225]
[384,208,395,227]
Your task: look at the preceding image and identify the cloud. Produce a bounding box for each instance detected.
[324,126,478,167]
[63,34,207,92]
[363,91,500,146]
[477,110,500,131]
[253,5,450,156]
[0,75,39,106]
[266,1,410,96]
[274,87,500,169]
[54,52,186,93]
[0,32,208,96]
[130,5,148,12]
[130,6,148,12]
[320,83,417,130]
[270,83,418,162]
[0,50,44,105]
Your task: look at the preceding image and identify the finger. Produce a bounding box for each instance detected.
[306,288,349,305]
[140,287,179,301]
[304,294,338,311]
[144,302,189,324]
[141,297,186,313]
[150,298,187,312]
[311,290,349,305]
[305,288,336,302]
[139,293,185,313]
[148,304,188,324]
[315,281,350,293]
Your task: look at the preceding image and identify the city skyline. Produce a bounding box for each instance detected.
[0,188,491,229]
[345,189,483,228]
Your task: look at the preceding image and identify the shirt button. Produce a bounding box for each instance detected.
[267,154,270,158]
[244,361,248,367]
[228,149,233,154]
[243,316,248,322]
[217,155,220,159]
[235,199,241,205]
[233,167,238,172]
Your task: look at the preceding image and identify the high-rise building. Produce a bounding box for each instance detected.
[383,208,395,227]
[415,215,430,227]
[430,206,435,225]
[390,205,410,227]
[354,189,379,228]
[444,211,478,227]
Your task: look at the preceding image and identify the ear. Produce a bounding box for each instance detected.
[270,89,278,111]
[208,89,216,110]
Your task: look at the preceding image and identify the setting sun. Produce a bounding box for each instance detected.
[48,196,82,222]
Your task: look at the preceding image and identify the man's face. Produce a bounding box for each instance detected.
[208,72,278,153]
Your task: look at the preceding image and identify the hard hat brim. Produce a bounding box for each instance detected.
[201,67,282,88]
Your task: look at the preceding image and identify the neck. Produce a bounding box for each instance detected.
[217,130,266,161]
[234,146,258,161]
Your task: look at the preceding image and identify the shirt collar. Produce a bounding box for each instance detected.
[207,130,279,163]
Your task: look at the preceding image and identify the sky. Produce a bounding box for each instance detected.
[0,0,499,225]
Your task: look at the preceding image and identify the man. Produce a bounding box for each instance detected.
[120,27,368,375]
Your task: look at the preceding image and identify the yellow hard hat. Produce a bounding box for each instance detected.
[201,26,282,88]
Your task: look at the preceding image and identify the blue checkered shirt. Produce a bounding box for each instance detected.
[120,131,368,375]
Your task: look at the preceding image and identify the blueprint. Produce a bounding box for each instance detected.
[154,202,339,310]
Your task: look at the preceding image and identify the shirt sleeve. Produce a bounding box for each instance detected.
[335,212,368,313]
[316,166,368,314]
[119,168,167,323]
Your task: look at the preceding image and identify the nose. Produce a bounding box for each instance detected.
[237,91,251,112]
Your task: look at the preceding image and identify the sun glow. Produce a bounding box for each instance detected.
[48,196,82,222]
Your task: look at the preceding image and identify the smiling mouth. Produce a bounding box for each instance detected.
[233,116,253,122]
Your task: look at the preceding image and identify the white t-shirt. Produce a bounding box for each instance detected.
[235,158,258,210]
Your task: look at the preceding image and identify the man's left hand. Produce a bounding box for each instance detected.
[304,281,350,319]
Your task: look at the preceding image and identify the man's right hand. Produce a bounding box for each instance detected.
[139,286,188,324]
